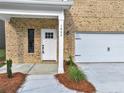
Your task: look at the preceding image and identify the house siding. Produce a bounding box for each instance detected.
[64,0,124,60]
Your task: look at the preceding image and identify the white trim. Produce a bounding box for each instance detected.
[0,16,5,21]
[58,10,64,73]
[58,11,64,20]
[0,0,73,6]
[7,15,57,19]
[0,9,62,17]
[0,15,10,21]
[4,20,9,60]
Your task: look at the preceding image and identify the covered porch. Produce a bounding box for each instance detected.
[0,0,73,73]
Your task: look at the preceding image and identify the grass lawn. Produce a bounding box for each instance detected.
[0,49,5,61]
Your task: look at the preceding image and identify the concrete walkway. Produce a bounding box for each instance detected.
[18,75,75,93]
[77,63,124,93]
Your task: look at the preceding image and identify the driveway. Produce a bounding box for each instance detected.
[77,63,124,93]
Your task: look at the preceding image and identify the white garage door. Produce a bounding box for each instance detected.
[75,33,124,62]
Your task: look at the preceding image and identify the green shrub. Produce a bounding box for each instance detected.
[68,66,87,82]
[67,55,75,66]
[6,59,12,78]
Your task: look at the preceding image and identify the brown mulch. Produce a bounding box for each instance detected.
[55,62,96,93]
[0,72,27,93]
[0,61,4,64]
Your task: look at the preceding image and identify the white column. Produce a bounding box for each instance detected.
[4,18,10,60]
[58,12,64,73]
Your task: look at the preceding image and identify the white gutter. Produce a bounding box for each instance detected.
[0,9,61,16]
[0,0,73,6]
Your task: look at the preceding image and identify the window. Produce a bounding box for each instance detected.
[45,32,54,39]
[28,29,34,53]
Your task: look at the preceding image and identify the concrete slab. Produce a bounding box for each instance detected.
[28,64,58,74]
[0,64,34,74]
[77,63,124,93]
[0,63,57,74]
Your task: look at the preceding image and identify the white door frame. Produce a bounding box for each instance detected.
[41,29,57,61]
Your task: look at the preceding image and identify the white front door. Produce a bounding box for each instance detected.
[41,29,57,61]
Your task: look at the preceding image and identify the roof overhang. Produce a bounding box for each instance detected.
[0,0,73,20]
[0,0,73,6]
[0,0,73,10]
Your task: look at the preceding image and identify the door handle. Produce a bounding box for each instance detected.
[107,47,110,52]
[75,55,81,57]
[42,45,44,54]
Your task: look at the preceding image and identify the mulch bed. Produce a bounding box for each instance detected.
[55,62,96,93]
[0,72,27,93]
[0,61,4,64]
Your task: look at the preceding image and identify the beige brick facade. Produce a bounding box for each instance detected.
[64,0,124,59]
[5,0,124,63]
[6,18,58,63]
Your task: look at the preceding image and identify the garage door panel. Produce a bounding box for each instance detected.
[75,33,124,62]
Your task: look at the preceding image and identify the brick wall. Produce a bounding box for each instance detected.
[6,18,58,63]
[64,0,124,60]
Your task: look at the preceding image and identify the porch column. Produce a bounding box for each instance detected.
[58,12,64,73]
[4,19,10,60]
